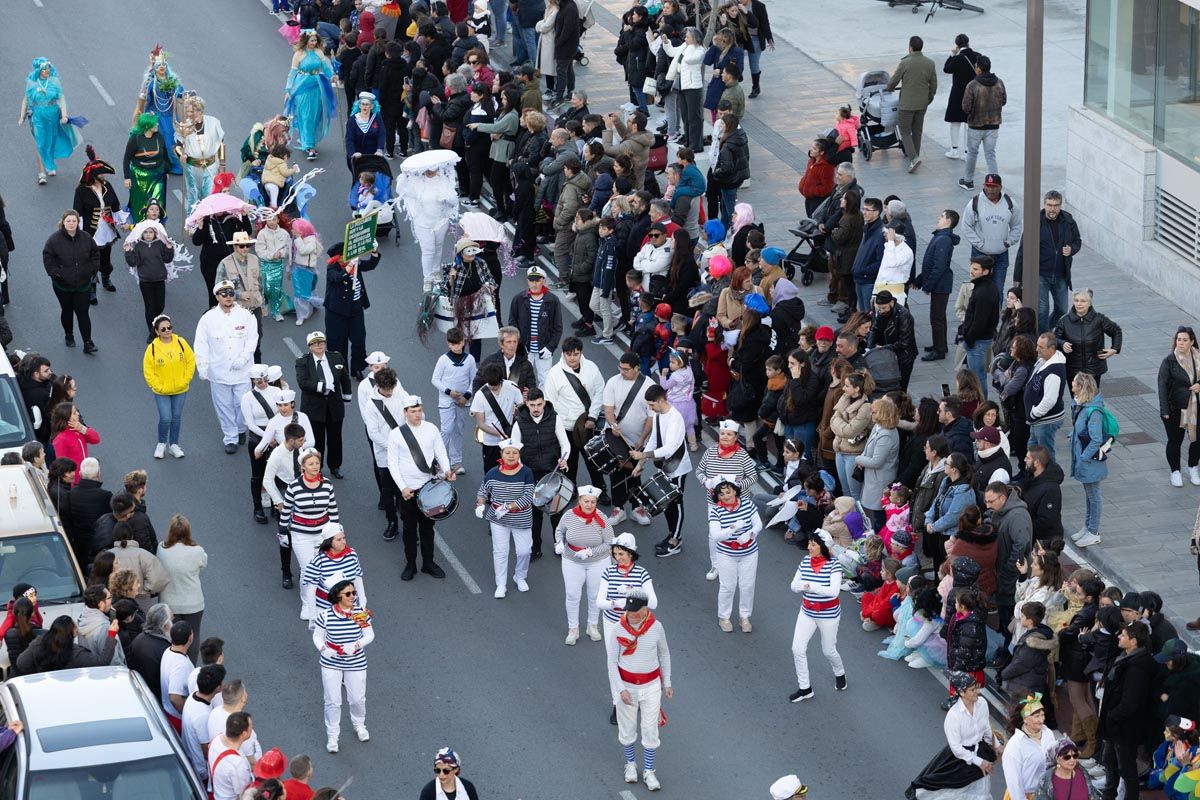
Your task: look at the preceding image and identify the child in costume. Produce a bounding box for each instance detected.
[262,142,300,208]
[860,557,901,631]
[903,586,947,669]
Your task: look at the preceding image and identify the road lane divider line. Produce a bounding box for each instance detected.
[32,0,44,8]
[619,791,639,800]
[88,75,115,107]
[282,337,303,357]
[435,538,482,595]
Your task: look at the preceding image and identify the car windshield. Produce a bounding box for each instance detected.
[26,754,203,800]
[0,532,84,606]
[0,377,33,449]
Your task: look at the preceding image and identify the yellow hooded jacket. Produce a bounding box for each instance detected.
[143,334,196,396]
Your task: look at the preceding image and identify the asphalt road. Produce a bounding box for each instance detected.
[0,3,1004,798]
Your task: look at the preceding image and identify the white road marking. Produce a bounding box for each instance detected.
[172,189,184,204]
[32,0,44,7]
[619,791,638,800]
[88,75,115,107]
[282,336,303,357]
[435,537,482,594]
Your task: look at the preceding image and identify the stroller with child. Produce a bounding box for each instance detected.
[347,154,399,245]
[856,70,906,162]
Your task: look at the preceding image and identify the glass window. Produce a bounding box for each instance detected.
[0,378,33,451]
[1157,0,1200,167]
[26,755,204,800]
[0,533,84,607]
[1085,0,1158,139]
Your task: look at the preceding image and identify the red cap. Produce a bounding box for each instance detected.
[655,303,672,320]
[983,173,1002,187]
[970,425,1002,446]
[253,748,287,779]
[814,325,835,342]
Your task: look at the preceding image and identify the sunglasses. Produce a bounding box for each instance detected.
[434,767,456,775]
[158,324,173,332]
[341,590,357,598]
[234,244,251,249]
[1061,753,1078,761]
[217,290,235,297]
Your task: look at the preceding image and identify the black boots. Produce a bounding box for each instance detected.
[749,72,761,98]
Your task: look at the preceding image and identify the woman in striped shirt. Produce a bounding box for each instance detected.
[281,448,340,592]
[596,532,658,725]
[696,420,760,581]
[301,522,367,624]
[475,439,535,599]
[788,529,847,703]
[707,481,762,634]
[555,486,615,646]
[312,578,373,754]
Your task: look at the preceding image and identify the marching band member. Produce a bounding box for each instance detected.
[707,480,763,633]
[301,523,367,623]
[630,385,691,559]
[606,590,673,792]
[554,485,613,645]
[386,395,456,582]
[510,387,569,560]
[475,439,535,599]
[254,389,314,456]
[280,448,339,592]
[601,353,652,526]
[357,350,397,509]
[361,367,407,542]
[542,336,608,488]
[312,578,373,754]
[696,419,760,580]
[264,423,306,521]
[597,533,657,724]
[469,362,524,468]
[241,364,280,525]
[788,529,847,703]
[431,327,477,476]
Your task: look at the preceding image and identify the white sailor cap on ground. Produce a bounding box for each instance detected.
[366,351,390,366]
[770,775,807,799]
[578,485,603,498]
[276,389,297,404]
[249,363,269,379]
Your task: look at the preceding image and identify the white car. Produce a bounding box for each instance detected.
[0,345,36,459]
[0,667,207,799]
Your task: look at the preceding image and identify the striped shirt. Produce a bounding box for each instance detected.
[597,564,656,623]
[605,617,672,702]
[528,295,543,351]
[314,603,372,671]
[554,508,614,564]
[301,548,364,616]
[707,499,761,557]
[791,556,842,619]
[696,444,759,499]
[477,465,534,528]
[282,477,339,537]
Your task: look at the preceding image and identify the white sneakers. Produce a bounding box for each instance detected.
[169,444,185,458]
[740,618,753,633]
[565,628,579,646]
[586,624,602,641]
[906,653,930,669]
[1190,466,1200,485]
[862,619,881,631]
[631,507,653,526]
[1172,470,1185,487]
[1075,531,1102,548]
[154,443,166,459]
[354,725,370,742]
[608,509,627,525]
[718,618,733,632]
[624,762,638,784]
[945,148,962,159]
[515,579,530,592]
[494,586,507,599]
[705,567,719,581]
[327,737,338,753]
[644,770,661,791]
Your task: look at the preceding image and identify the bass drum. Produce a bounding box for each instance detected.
[631,471,681,516]
[532,471,576,514]
[583,429,631,475]
[417,479,459,520]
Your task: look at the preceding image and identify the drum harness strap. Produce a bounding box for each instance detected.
[398,422,439,479]
[562,369,595,446]
[483,389,513,437]
[652,415,685,474]
[612,374,647,430]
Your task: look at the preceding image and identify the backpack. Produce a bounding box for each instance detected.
[971,192,1014,216]
[1081,405,1119,460]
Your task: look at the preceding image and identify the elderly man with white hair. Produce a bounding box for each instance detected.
[126,603,175,701]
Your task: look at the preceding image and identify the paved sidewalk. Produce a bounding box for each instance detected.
[568,0,1200,633]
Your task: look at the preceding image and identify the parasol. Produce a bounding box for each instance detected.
[397,149,460,174]
[459,211,508,244]
[184,194,252,231]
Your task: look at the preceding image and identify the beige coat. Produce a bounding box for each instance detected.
[829,393,872,454]
[216,253,266,313]
[535,5,559,77]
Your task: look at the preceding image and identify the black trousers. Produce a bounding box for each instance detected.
[1164,415,1200,472]
[566,434,607,489]
[399,491,436,565]
[311,406,345,470]
[996,600,1015,648]
[381,105,407,157]
[1101,740,1139,800]
[326,309,367,375]
[139,281,166,335]
[663,475,686,542]
[553,58,575,100]
[367,427,383,500]
[248,433,267,511]
[615,261,632,326]
[376,464,399,523]
[202,261,219,308]
[570,280,594,324]
[705,168,720,221]
[278,527,293,578]
[490,161,512,218]
[929,292,950,353]
[481,443,501,472]
[464,142,489,202]
[97,242,114,279]
[611,464,639,509]
[53,285,92,341]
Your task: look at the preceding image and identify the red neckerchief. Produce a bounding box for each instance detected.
[617,561,633,576]
[717,498,739,512]
[528,287,547,299]
[327,547,353,561]
[573,505,606,527]
[809,556,828,573]
[302,474,323,488]
[717,443,740,458]
[499,461,522,474]
[616,611,656,656]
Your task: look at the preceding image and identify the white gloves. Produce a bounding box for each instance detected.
[736,530,753,545]
[554,542,565,556]
[474,504,485,519]
[573,547,593,560]
[618,584,631,596]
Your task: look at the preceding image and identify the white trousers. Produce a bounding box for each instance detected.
[715,551,758,620]
[320,666,366,738]
[791,612,844,690]
[293,532,322,616]
[531,347,553,387]
[209,381,248,444]
[413,220,450,282]
[561,558,606,628]
[438,403,469,467]
[708,537,718,571]
[491,523,532,589]
[616,679,662,750]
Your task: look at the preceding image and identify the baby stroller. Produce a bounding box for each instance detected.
[348,154,399,245]
[856,70,905,162]
[783,218,827,287]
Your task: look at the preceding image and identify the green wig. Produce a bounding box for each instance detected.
[131,112,158,136]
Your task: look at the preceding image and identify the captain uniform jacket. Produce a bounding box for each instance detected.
[193,305,258,385]
[295,351,352,423]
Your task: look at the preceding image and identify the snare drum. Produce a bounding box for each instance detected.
[532,471,576,514]
[583,429,631,475]
[417,479,459,520]
[631,472,682,516]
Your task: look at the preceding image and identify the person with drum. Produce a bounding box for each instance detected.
[788,529,847,703]
[357,350,398,511]
[601,353,653,526]
[630,384,693,559]
[301,522,367,624]
[543,336,608,492]
[475,439,535,599]
[470,362,525,469]
[311,578,373,754]
[361,367,407,543]
[511,388,570,560]
[555,485,615,645]
[254,390,315,457]
[696,419,760,581]
[386,394,456,582]
[240,364,281,526]
[597,533,658,724]
[708,479,763,633]
[280,448,340,592]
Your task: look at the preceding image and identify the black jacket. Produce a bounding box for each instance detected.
[712,128,750,188]
[999,623,1054,696]
[124,240,175,283]
[473,350,537,393]
[192,215,253,277]
[947,608,987,672]
[1159,351,1200,418]
[865,305,918,368]
[777,370,822,427]
[4,626,42,676]
[513,403,563,474]
[1097,646,1157,745]
[615,21,653,86]
[1014,209,1082,287]
[771,298,805,357]
[325,246,381,316]
[375,57,410,111]
[72,182,121,236]
[749,0,773,49]
[16,632,117,676]
[90,510,159,561]
[1017,461,1064,542]
[66,479,113,565]
[554,0,581,53]
[943,416,973,460]
[1052,307,1122,378]
[430,91,471,152]
[961,274,1000,346]
[42,229,100,290]
[18,373,53,444]
[508,289,564,356]
[127,632,171,700]
[295,350,352,423]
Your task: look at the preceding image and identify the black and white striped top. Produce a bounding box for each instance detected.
[528,296,543,352]
[476,465,535,528]
[282,477,340,536]
[314,603,370,671]
[597,564,656,623]
[695,444,759,498]
[554,508,614,564]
